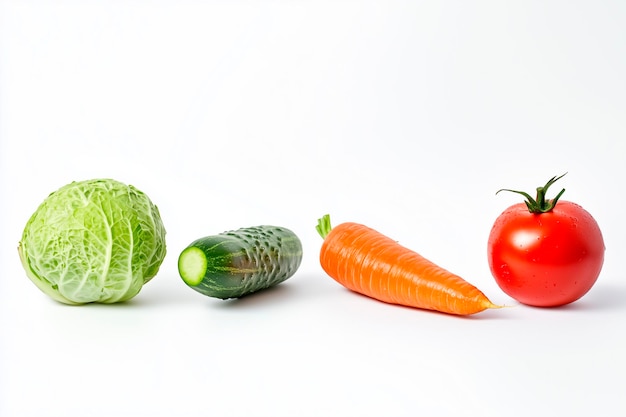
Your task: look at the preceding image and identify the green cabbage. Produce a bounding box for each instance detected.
[18,179,167,304]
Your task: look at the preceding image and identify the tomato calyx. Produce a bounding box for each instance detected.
[496,173,567,214]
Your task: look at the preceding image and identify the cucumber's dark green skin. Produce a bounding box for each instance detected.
[182,226,303,299]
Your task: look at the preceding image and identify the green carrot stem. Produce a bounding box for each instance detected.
[316,214,333,239]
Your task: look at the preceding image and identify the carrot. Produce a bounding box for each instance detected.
[316,214,501,315]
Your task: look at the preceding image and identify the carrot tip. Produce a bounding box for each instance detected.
[486,301,512,310]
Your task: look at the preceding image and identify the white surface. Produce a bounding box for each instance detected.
[1,1,625,416]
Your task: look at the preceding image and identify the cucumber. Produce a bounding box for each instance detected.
[178,225,303,299]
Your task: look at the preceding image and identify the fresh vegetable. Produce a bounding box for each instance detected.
[487,174,605,307]
[18,179,167,304]
[316,215,500,315]
[178,225,303,299]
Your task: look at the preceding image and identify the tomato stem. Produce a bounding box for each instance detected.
[496,173,567,213]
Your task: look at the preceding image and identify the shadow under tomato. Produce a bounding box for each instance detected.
[571,284,625,311]
[526,282,626,312]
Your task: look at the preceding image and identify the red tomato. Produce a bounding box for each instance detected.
[487,175,605,307]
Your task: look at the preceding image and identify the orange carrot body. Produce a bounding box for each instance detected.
[319,219,499,315]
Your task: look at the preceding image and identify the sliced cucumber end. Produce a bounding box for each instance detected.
[178,246,208,286]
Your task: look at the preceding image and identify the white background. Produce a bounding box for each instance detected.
[1,1,625,416]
